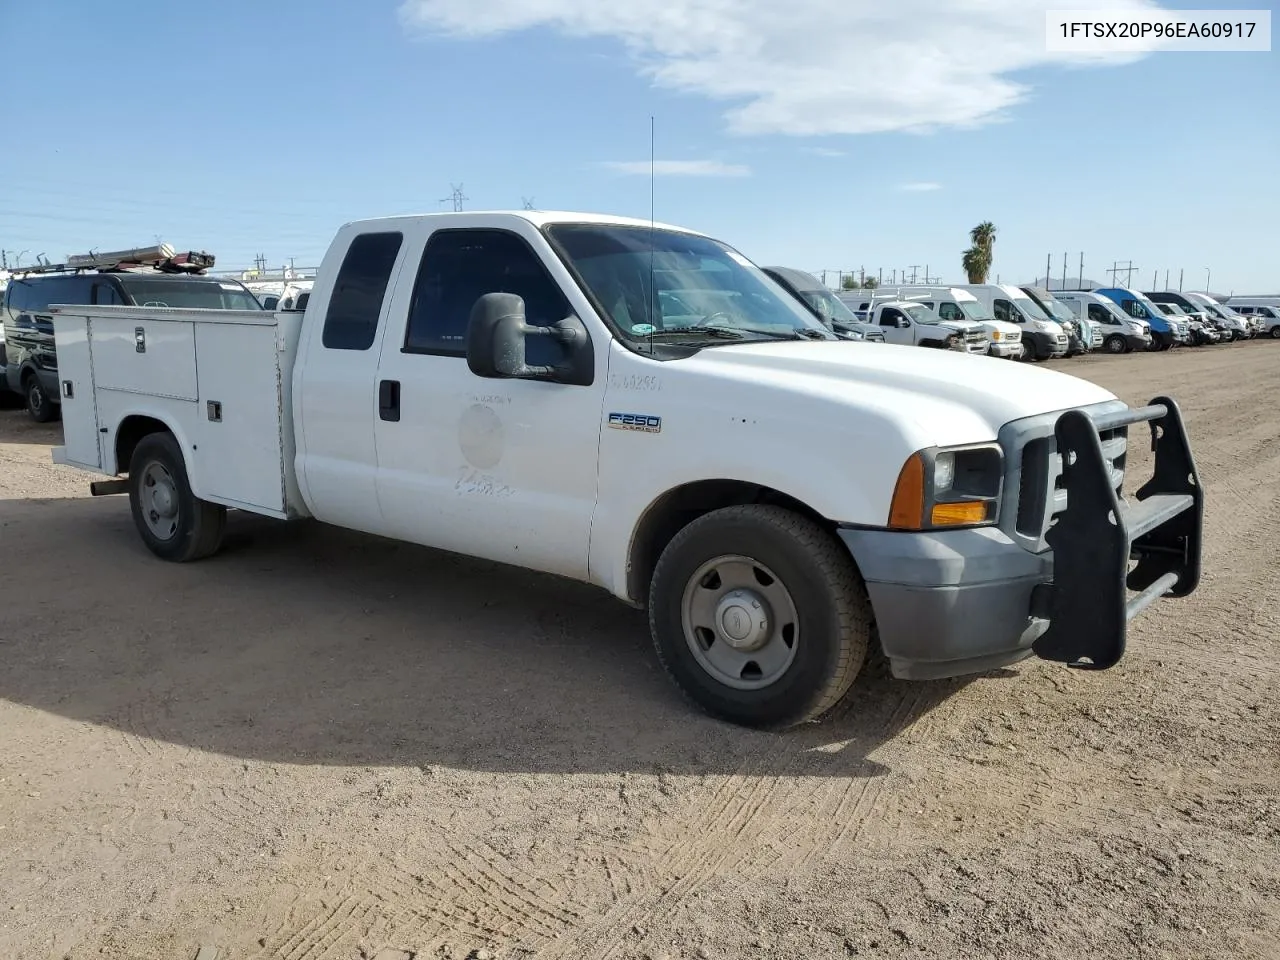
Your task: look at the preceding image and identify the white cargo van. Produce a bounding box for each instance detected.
[1053,292,1151,354]
[43,210,1205,730]
[957,284,1071,361]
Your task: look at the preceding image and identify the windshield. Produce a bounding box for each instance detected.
[1040,298,1075,322]
[118,278,263,310]
[1098,299,1133,323]
[1013,296,1050,322]
[799,287,861,326]
[958,300,993,322]
[546,224,825,340]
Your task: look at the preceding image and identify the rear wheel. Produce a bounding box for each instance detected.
[648,505,872,729]
[1270,327,1280,339]
[128,432,226,562]
[24,375,57,423]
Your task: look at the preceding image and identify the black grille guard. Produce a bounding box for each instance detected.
[1031,396,1204,670]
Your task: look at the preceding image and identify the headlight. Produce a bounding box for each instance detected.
[845,330,865,340]
[991,330,1002,341]
[888,444,1004,530]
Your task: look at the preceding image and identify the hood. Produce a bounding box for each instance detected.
[680,341,1116,445]
[937,319,982,332]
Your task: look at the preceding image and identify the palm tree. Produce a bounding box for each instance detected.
[961,246,991,283]
[970,221,997,254]
[962,221,997,283]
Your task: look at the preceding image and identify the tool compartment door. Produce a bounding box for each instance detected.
[190,322,287,514]
[52,313,101,469]
[92,316,198,401]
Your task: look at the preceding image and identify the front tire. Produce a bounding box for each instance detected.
[1104,334,1127,354]
[648,505,872,729]
[128,432,226,562]
[25,376,57,423]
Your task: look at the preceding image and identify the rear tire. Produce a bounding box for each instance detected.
[128,432,226,562]
[648,505,872,729]
[1270,327,1280,339]
[24,375,57,423]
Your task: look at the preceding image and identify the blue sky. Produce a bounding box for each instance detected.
[1,1,1276,291]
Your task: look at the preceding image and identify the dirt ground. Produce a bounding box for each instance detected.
[1,342,1277,960]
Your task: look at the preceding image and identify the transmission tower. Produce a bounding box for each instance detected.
[440,183,469,212]
[522,197,536,210]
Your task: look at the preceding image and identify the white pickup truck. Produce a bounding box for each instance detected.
[862,300,990,353]
[48,211,1205,729]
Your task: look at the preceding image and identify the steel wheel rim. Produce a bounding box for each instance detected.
[28,382,43,414]
[680,554,800,691]
[141,462,180,541]
[1106,337,1124,354]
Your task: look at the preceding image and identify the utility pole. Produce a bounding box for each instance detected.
[1165,269,1170,290]
[1178,268,1183,292]
[1046,253,1052,288]
[907,264,921,284]
[1152,269,1157,290]
[522,197,536,210]
[1204,267,1211,292]
[1078,253,1084,289]
[878,267,883,286]
[1061,252,1068,291]
[441,183,468,212]
[0,250,7,270]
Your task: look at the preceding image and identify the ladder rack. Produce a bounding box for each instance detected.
[12,244,215,276]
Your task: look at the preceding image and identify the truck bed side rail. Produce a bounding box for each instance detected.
[1032,396,1203,669]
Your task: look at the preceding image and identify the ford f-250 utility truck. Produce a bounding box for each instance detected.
[47,211,1205,729]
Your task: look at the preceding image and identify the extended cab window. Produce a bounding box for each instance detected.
[322,231,403,351]
[404,229,570,359]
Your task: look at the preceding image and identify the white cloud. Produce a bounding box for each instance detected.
[805,147,846,157]
[600,160,751,177]
[398,0,1162,136]
[898,181,942,192]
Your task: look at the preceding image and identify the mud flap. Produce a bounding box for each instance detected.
[1032,396,1203,670]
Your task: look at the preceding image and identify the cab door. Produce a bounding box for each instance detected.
[295,229,409,534]
[371,221,605,581]
[878,306,912,345]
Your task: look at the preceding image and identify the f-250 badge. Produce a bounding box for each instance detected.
[607,412,662,434]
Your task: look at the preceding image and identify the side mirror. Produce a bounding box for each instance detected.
[896,317,910,328]
[466,292,593,386]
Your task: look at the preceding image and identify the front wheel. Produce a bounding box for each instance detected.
[1104,334,1127,354]
[128,432,226,562]
[25,376,58,423]
[648,505,872,729]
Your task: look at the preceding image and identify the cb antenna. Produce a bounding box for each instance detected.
[647,114,656,351]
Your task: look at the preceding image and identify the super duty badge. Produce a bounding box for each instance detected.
[608,412,662,434]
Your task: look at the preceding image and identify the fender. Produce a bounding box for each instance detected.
[106,409,208,501]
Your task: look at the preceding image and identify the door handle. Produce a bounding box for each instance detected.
[378,379,401,422]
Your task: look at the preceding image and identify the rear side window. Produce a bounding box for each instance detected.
[93,281,123,305]
[261,295,280,310]
[322,232,403,351]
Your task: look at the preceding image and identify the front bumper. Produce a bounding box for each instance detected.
[1126,333,1150,350]
[1028,331,1068,357]
[840,398,1203,679]
[988,340,1023,358]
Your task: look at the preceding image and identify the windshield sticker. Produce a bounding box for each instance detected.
[631,323,657,335]
[607,412,662,434]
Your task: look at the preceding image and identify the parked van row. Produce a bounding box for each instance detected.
[829,277,1275,361]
